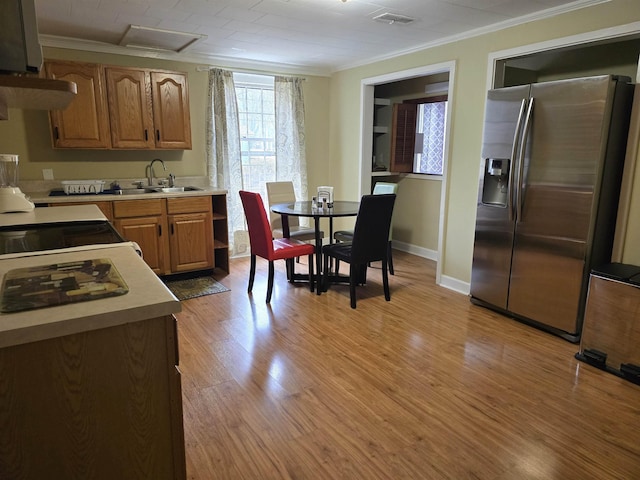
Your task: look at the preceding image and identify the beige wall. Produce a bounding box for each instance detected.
[0,47,331,191]
[329,0,640,285]
[1,0,639,286]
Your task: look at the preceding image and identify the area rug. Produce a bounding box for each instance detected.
[164,276,230,301]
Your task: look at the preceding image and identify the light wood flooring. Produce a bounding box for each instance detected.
[177,251,640,479]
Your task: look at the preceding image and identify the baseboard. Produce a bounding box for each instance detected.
[392,240,438,261]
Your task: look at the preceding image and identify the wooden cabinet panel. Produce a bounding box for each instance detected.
[212,194,229,273]
[45,61,111,149]
[168,212,214,272]
[0,316,186,480]
[114,216,167,275]
[50,195,228,275]
[105,67,155,149]
[166,196,211,215]
[151,72,192,150]
[390,103,417,173]
[113,198,163,218]
[45,61,191,150]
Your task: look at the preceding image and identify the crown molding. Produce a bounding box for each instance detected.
[332,0,610,72]
[38,0,609,77]
[39,35,332,77]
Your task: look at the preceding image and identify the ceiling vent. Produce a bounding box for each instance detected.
[372,13,415,25]
[119,25,207,53]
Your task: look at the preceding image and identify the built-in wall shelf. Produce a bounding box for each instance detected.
[373,126,388,134]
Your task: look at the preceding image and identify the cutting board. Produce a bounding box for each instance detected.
[1,258,128,313]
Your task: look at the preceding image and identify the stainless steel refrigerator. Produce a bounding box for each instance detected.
[470,75,634,342]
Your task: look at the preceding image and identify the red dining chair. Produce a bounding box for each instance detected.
[239,190,315,302]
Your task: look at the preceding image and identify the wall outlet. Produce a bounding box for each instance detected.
[42,169,54,180]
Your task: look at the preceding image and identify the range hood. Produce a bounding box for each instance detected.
[0,75,77,120]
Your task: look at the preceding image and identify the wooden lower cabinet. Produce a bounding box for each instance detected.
[113,196,215,275]
[50,194,228,275]
[0,315,186,480]
[115,215,167,274]
[168,212,213,272]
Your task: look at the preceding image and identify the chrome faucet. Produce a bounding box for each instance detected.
[146,158,166,186]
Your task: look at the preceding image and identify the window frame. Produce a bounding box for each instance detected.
[396,95,448,177]
[233,75,276,195]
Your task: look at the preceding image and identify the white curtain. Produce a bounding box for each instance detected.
[206,71,308,256]
[275,76,308,203]
[206,68,243,254]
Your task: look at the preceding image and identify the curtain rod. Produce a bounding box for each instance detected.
[195,65,306,80]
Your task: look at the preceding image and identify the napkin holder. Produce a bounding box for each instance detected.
[317,186,334,208]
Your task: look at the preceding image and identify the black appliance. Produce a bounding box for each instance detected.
[0,221,126,255]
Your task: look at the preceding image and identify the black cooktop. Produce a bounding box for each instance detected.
[0,221,126,255]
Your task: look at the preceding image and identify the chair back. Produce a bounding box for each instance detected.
[351,194,396,264]
[373,182,398,195]
[266,181,301,230]
[239,190,275,259]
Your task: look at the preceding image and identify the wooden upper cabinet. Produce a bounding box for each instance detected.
[151,71,192,150]
[390,103,417,173]
[45,61,111,148]
[45,60,191,150]
[105,67,155,149]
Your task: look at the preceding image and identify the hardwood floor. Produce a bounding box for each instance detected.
[177,251,640,479]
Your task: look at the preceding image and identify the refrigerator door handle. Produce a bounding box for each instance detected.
[509,99,528,221]
[516,98,534,223]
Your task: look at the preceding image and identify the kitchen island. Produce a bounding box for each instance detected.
[0,206,185,480]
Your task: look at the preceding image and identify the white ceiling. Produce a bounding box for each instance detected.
[34,0,601,74]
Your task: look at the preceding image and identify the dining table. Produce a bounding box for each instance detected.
[270,200,360,295]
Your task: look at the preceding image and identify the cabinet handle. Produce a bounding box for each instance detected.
[54,126,59,140]
[156,130,160,141]
[171,223,174,235]
[144,129,148,141]
[158,225,162,236]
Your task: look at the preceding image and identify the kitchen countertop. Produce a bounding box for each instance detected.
[0,204,107,227]
[26,185,227,204]
[0,204,181,348]
[0,243,181,348]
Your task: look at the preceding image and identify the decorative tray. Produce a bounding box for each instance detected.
[1,258,128,313]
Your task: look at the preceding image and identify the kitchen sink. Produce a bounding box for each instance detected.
[145,186,203,193]
[48,186,203,197]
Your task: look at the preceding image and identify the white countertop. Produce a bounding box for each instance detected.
[0,204,107,227]
[0,243,181,348]
[26,185,228,204]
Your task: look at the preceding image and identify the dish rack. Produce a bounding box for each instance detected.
[61,180,105,195]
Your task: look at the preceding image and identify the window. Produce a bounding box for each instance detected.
[415,100,447,175]
[389,95,447,176]
[234,74,276,194]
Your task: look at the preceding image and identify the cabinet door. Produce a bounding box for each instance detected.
[45,61,111,148]
[390,103,417,173]
[168,212,213,272]
[151,72,192,150]
[105,67,155,149]
[114,216,167,275]
[0,316,186,480]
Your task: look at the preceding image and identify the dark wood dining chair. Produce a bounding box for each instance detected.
[239,190,315,303]
[334,181,398,274]
[322,193,396,308]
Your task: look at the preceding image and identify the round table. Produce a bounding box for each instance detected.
[270,200,360,294]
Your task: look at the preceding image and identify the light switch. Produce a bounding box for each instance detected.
[43,169,54,180]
